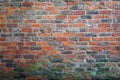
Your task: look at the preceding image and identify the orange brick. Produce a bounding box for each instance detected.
[89,28,101,32]
[43,15,54,19]
[3,68,12,72]
[89,42,99,45]
[0,42,11,46]
[32,24,43,28]
[56,15,67,19]
[38,33,50,37]
[25,42,36,46]
[52,32,63,37]
[68,15,79,19]
[63,41,74,46]
[42,46,54,51]
[63,33,75,37]
[0,38,6,41]
[92,38,103,41]
[49,11,59,15]
[106,1,118,5]
[60,6,69,10]
[20,7,31,10]
[0,24,6,28]
[46,6,56,11]
[37,42,49,47]
[24,20,37,23]
[0,16,5,20]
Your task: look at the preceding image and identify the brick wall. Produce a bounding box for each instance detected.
[0,0,120,80]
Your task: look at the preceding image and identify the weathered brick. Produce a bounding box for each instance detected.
[62,11,73,15]
[10,2,22,7]
[1,33,12,37]
[74,11,85,15]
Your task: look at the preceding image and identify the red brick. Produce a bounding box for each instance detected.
[74,11,85,15]
[98,24,110,27]
[100,10,111,14]
[57,37,68,41]
[104,37,116,41]
[79,37,90,41]
[24,20,37,23]
[22,28,33,32]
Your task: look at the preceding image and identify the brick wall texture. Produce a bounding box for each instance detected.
[0,0,120,80]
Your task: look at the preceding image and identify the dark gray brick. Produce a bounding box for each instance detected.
[109,58,120,62]
[1,34,12,37]
[30,46,41,50]
[80,28,87,32]
[6,63,17,67]
[61,50,73,54]
[78,46,89,50]
[10,2,22,7]
[38,20,49,23]
[50,20,62,23]
[74,68,85,72]
[23,55,34,59]
[7,24,18,28]
[115,46,120,50]
[101,42,109,46]
[99,33,111,36]
[14,33,24,37]
[1,59,13,63]
[101,19,112,23]
[91,54,106,58]
[67,62,75,67]
[37,11,47,15]
[86,51,98,54]
[87,10,99,14]
[81,15,92,19]
[69,37,79,41]
[62,11,73,15]
[93,63,105,67]
[85,33,97,37]
[96,58,108,62]
[113,19,120,23]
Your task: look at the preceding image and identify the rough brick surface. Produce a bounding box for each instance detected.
[0,0,120,80]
